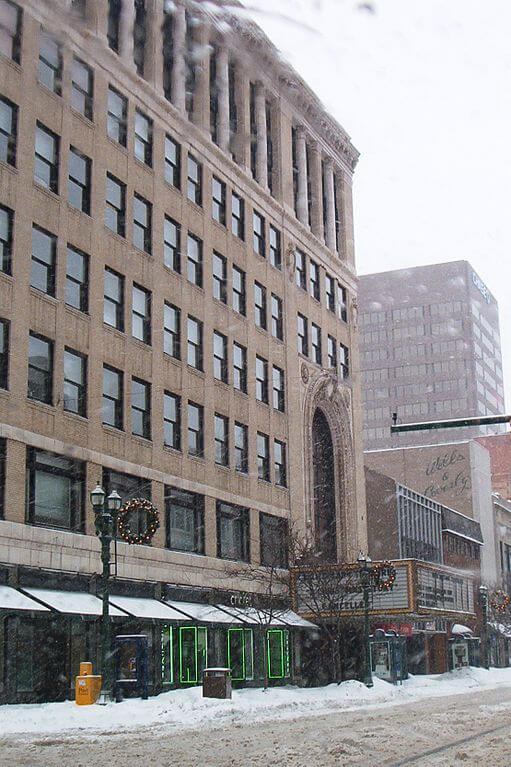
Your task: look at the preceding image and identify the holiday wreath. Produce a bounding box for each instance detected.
[490,589,510,614]
[371,560,397,592]
[117,498,160,545]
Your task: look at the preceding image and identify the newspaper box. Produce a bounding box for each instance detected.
[75,662,102,705]
[202,667,232,699]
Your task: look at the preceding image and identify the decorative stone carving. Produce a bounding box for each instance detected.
[300,362,310,384]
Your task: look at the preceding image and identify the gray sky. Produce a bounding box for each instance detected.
[245,0,511,408]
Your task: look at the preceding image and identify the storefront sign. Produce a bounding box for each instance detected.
[472,270,493,304]
[417,567,475,614]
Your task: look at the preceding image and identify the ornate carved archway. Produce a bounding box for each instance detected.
[303,370,355,562]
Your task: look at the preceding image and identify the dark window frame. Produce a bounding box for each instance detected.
[68,146,91,214]
[0,94,17,167]
[216,501,250,562]
[187,315,203,371]
[132,283,152,345]
[65,244,89,313]
[274,440,287,488]
[27,331,53,405]
[295,249,306,290]
[163,391,181,451]
[63,346,87,417]
[105,172,126,237]
[71,56,94,120]
[212,175,226,225]
[187,400,204,458]
[260,512,288,567]
[102,363,123,429]
[38,30,62,95]
[257,431,270,482]
[253,210,265,256]
[255,355,269,404]
[232,264,246,316]
[269,225,281,270]
[134,108,153,167]
[26,447,85,532]
[107,85,127,147]
[0,318,9,390]
[234,421,248,474]
[163,302,180,359]
[254,281,267,330]
[213,330,228,383]
[212,251,227,304]
[297,313,308,357]
[231,191,244,239]
[34,122,59,193]
[0,0,22,64]
[272,365,285,412]
[187,153,202,206]
[271,293,283,341]
[186,232,203,287]
[214,412,229,466]
[131,376,151,440]
[31,224,56,297]
[164,133,181,188]
[165,486,204,554]
[133,192,152,254]
[311,322,322,365]
[104,267,124,331]
[233,341,247,393]
[0,203,13,275]
[164,215,181,273]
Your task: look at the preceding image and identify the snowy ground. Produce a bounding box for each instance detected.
[1,668,511,765]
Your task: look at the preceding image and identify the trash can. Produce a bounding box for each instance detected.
[202,667,232,699]
[75,662,102,705]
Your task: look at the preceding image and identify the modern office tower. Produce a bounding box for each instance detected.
[0,0,366,701]
[358,261,505,449]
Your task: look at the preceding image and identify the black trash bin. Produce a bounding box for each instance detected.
[202,667,232,699]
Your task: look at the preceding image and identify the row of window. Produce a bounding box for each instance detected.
[297,314,349,379]
[361,359,467,384]
[1,444,288,566]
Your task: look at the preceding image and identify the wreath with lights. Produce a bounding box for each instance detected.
[371,561,397,592]
[117,498,159,545]
[490,589,510,614]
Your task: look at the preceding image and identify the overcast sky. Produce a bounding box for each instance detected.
[243,0,511,409]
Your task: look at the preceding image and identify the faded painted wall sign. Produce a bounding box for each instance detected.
[422,448,471,499]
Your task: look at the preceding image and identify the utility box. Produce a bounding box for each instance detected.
[75,662,102,705]
[202,668,232,699]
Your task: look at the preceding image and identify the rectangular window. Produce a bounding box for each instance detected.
[233,342,247,393]
[0,204,13,274]
[31,225,56,296]
[0,438,4,518]
[274,440,287,488]
[325,273,336,312]
[133,193,152,254]
[253,210,265,256]
[295,250,306,290]
[269,225,281,270]
[165,486,204,553]
[102,467,150,502]
[28,332,53,404]
[217,501,249,561]
[68,147,91,214]
[104,267,124,330]
[71,57,93,120]
[234,422,248,473]
[311,323,322,364]
[187,316,203,370]
[164,391,181,450]
[132,283,151,344]
[232,265,246,316]
[213,331,228,383]
[164,303,180,359]
[327,335,337,369]
[254,281,267,330]
[309,260,320,300]
[271,294,283,341]
[338,283,348,322]
[272,366,285,412]
[107,86,127,146]
[339,343,349,379]
[186,233,203,287]
[297,313,308,356]
[187,154,202,206]
[255,355,268,404]
[26,448,84,531]
[0,0,22,63]
[164,216,180,272]
[212,176,226,225]
[38,31,62,95]
[105,173,126,236]
[134,109,152,166]
[34,122,59,193]
[0,318,8,389]
[214,413,229,466]
[260,513,288,567]
[63,347,86,416]
[132,377,151,439]
[231,192,244,239]
[187,401,204,457]
[165,134,181,188]
[102,364,123,429]
[257,432,270,482]
[0,94,17,167]
[212,251,227,303]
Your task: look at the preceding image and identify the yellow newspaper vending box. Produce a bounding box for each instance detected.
[75,662,102,705]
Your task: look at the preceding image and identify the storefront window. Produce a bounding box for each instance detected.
[267,629,290,679]
[179,626,207,684]
[16,618,35,694]
[26,448,84,531]
[161,624,173,684]
[227,628,254,681]
[0,615,5,694]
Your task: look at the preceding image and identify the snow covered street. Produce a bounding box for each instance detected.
[1,668,511,765]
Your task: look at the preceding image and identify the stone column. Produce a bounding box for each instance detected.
[90,0,108,43]
[310,140,324,241]
[255,81,268,189]
[119,0,135,66]
[145,0,164,94]
[237,67,251,171]
[323,157,336,251]
[295,127,309,225]
[216,45,230,152]
[171,0,186,113]
[192,21,211,129]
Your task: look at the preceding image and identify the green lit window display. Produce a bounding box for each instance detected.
[161,624,173,684]
[179,626,208,684]
[267,629,291,679]
[227,628,254,681]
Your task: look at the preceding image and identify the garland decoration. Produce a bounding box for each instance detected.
[117,498,159,545]
[371,561,397,592]
[490,589,510,614]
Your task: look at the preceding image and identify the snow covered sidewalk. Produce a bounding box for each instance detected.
[2,666,511,736]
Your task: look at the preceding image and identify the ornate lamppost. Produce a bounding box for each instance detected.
[358,552,373,688]
[479,584,489,670]
[90,484,122,703]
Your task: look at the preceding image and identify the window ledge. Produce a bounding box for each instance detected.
[133,157,154,174]
[37,82,62,102]
[188,453,205,463]
[106,136,128,155]
[0,53,22,73]
[33,180,60,203]
[187,365,205,378]
[29,287,57,305]
[26,398,55,412]
[163,445,182,457]
[0,158,17,176]
[64,304,90,320]
[104,225,127,244]
[62,410,88,423]
[67,202,92,220]
[70,108,94,129]
[102,423,125,436]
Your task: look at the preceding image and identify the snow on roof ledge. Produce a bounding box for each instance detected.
[451,624,473,636]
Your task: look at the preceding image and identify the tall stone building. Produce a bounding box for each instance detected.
[358,261,505,450]
[0,0,366,701]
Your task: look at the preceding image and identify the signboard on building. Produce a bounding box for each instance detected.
[416,566,475,614]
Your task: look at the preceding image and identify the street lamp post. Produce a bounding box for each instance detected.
[479,584,489,670]
[358,553,373,688]
[91,485,122,703]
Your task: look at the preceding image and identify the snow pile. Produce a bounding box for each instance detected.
[2,667,511,736]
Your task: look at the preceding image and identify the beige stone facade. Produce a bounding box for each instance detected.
[0,0,367,592]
